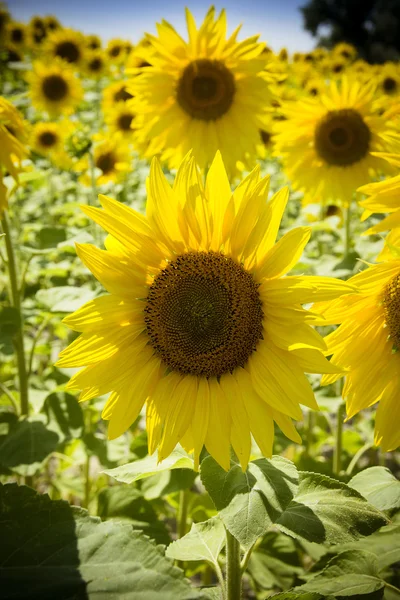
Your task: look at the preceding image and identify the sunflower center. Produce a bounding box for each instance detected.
[109,45,121,57]
[96,152,115,174]
[38,131,57,147]
[89,57,103,72]
[314,108,371,166]
[114,86,133,103]
[145,252,263,377]
[55,41,80,63]
[11,28,23,43]
[118,113,134,131]
[383,273,400,350]
[42,75,69,101]
[332,63,344,73]
[176,59,235,121]
[383,77,397,93]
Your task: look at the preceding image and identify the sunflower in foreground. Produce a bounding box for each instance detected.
[128,6,277,173]
[273,77,400,207]
[27,60,83,116]
[57,152,353,471]
[315,252,400,452]
[0,97,27,213]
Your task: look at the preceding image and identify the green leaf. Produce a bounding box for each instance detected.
[97,486,171,545]
[200,455,298,550]
[44,391,84,442]
[300,550,384,596]
[267,593,328,600]
[38,227,67,249]
[166,516,225,567]
[0,483,207,599]
[141,469,198,500]
[349,467,400,511]
[276,472,388,545]
[104,447,194,484]
[36,286,97,312]
[0,417,59,472]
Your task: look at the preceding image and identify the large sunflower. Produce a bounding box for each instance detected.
[27,60,83,116]
[274,77,400,207]
[57,152,353,470]
[128,7,276,173]
[45,28,86,66]
[315,252,400,452]
[0,97,27,213]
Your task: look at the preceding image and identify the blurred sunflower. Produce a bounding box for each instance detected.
[304,78,326,97]
[106,38,126,63]
[0,97,27,213]
[333,42,357,62]
[102,80,134,112]
[44,15,60,32]
[85,51,108,78]
[27,60,83,116]
[79,137,130,185]
[315,254,400,452]
[105,104,135,139]
[86,34,102,50]
[57,152,353,470]
[128,6,277,172]
[28,16,47,48]
[45,28,85,66]
[274,77,400,206]
[5,21,26,48]
[377,64,400,97]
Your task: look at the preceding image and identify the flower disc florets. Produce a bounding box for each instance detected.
[383,273,400,350]
[314,108,371,166]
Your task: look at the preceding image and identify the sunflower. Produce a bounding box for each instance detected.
[85,51,108,78]
[79,136,131,186]
[57,152,353,470]
[128,7,277,173]
[377,64,400,97]
[30,121,66,155]
[274,77,400,207]
[106,38,126,63]
[86,34,102,51]
[102,80,134,113]
[105,104,135,139]
[315,252,400,452]
[333,42,357,62]
[45,28,85,66]
[28,16,47,48]
[0,97,27,213]
[304,77,327,98]
[44,15,60,32]
[5,21,26,48]
[27,60,83,116]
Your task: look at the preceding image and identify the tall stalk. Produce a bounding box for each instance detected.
[225,529,242,600]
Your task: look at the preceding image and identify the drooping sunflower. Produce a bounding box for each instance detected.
[45,28,86,66]
[57,152,353,471]
[0,97,27,213]
[315,252,400,452]
[105,104,135,139]
[78,136,131,186]
[128,7,277,173]
[27,60,83,116]
[102,80,134,113]
[274,77,400,207]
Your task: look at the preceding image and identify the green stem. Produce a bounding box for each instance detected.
[27,317,51,379]
[1,212,29,416]
[225,529,242,600]
[345,442,373,476]
[333,403,345,475]
[384,582,400,596]
[177,489,190,539]
[0,381,18,412]
[240,541,256,574]
[84,453,91,510]
[306,409,314,455]
[344,202,352,258]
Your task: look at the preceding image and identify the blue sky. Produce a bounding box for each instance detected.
[8,0,315,52]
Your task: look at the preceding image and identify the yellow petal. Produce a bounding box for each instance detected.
[257,227,311,279]
[204,378,231,471]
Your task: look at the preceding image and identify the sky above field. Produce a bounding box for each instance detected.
[9,0,315,52]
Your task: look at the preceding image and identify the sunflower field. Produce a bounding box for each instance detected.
[1,4,400,600]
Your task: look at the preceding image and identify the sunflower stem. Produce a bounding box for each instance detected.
[225,529,242,600]
[344,202,352,257]
[1,211,29,418]
[177,488,190,539]
[333,402,345,475]
[384,582,400,597]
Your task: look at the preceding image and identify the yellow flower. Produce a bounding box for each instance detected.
[377,64,400,97]
[57,152,353,471]
[86,34,102,51]
[30,120,75,168]
[332,42,357,62]
[0,97,27,213]
[315,255,400,452]
[78,136,131,186]
[106,38,127,63]
[105,103,136,139]
[5,21,27,48]
[45,28,86,66]
[128,6,277,173]
[44,15,61,32]
[27,60,83,116]
[102,80,134,113]
[274,77,400,207]
[84,51,108,78]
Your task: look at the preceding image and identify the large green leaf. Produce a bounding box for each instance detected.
[0,483,206,599]
[44,391,84,442]
[0,417,59,474]
[166,516,225,566]
[299,550,385,596]
[349,467,400,511]
[200,456,298,550]
[104,447,194,484]
[97,486,171,545]
[276,472,388,545]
